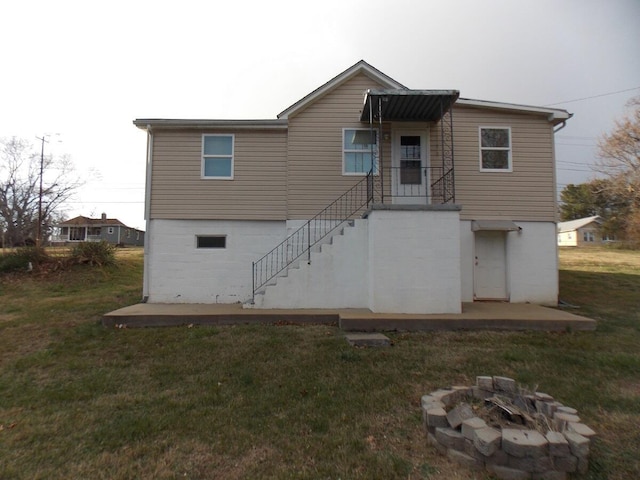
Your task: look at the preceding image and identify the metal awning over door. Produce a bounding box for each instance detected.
[472,220,522,232]
[361,89,459,122]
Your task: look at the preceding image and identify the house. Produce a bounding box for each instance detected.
[133,60,571,313]
[52,214,145,247]
[557,216,614,246]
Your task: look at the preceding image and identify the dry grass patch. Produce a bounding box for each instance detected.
[559,246,640,270]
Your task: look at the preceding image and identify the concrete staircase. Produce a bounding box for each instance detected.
[249,219,368,309]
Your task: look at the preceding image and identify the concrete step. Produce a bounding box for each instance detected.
[345,333,391,347]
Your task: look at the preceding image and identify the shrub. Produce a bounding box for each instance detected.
[0,247,49,273]
[70,241,116,267]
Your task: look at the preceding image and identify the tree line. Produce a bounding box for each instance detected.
[1,137,79,247]
[560,97,640,245]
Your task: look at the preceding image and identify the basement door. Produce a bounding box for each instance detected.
[474,231,508,300]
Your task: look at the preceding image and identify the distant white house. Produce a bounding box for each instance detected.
[557,216,614,246]
[51,214,145,247]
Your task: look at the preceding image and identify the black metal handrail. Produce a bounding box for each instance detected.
[387,166,455,204]
[252,170,375,299]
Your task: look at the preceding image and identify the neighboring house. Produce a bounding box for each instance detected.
[134,60,571,313]
[52,214,144,247]
[557,216,614,246]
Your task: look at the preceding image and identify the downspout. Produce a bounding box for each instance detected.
[551,113,572,305]
[368,92,375,205]
[553,112,572,134]
[378,96,384,204]
[142,125,153,302]
[553,119,568,134]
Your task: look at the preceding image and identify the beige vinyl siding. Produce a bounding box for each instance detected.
[287,72,388,219]
[150,129,287,220]
[443,105,557,222]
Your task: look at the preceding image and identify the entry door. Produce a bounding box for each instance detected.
[474,231,508,300]
[392,131,428,204]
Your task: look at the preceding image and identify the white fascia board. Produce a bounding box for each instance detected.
[457,98,571,123]
[133,119,288,130]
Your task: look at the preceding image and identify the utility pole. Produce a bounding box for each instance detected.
[35,135,48,248]
[34,134,61,247]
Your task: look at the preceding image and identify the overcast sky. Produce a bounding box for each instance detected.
[1,0,639,230]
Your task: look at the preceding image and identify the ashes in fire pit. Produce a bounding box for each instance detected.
[421,376,596,480]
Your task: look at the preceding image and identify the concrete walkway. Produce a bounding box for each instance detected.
[103,302,596,332]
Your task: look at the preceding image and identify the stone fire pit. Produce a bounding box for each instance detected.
[422,376,595,480]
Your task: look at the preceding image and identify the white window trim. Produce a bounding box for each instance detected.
[107,226,114,235]
[342,127,379,176]
[201,134,235,180]
[479,126,512,173]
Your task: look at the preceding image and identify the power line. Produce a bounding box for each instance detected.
[557,167,592,172]
[556,143,597,147]
[557,135,597,140]
[545,86,640,106]
[64,201,144,204]
[556,159,594,166]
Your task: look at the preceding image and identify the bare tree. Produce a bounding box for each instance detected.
[0,137,80,247]
[594,97,640,243]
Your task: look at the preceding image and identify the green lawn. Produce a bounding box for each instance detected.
[0,247,638,479]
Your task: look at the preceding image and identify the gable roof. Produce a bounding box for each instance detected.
[277,60,406,120]
[558,216,602,233]
[133,60,571,128]
[57,215,128,227]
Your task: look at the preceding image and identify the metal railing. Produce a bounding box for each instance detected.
[50,235,104,243]
[252,170,375,299]
[387,166,455,204]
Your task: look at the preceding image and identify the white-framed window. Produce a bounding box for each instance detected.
[107,227,114,235]
[479,127,512,172]
[343,128,378,175]
[583,231,594,242]
[196,235,226,249]
[202,134,234,179]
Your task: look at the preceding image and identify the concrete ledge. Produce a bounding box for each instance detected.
[367,203,462,212]
[339,303,595,332]
[103,303,339,328]
[103,302,595,331]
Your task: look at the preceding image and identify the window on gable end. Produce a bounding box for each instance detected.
[479,127,512,172]
[202,134,234,179]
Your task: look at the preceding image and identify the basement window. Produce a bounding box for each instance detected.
[196,235,226,249]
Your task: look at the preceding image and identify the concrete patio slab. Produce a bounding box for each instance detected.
[102,302,596,332]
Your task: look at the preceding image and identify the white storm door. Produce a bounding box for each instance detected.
[474,231,508,300]
[392,132,427,204]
